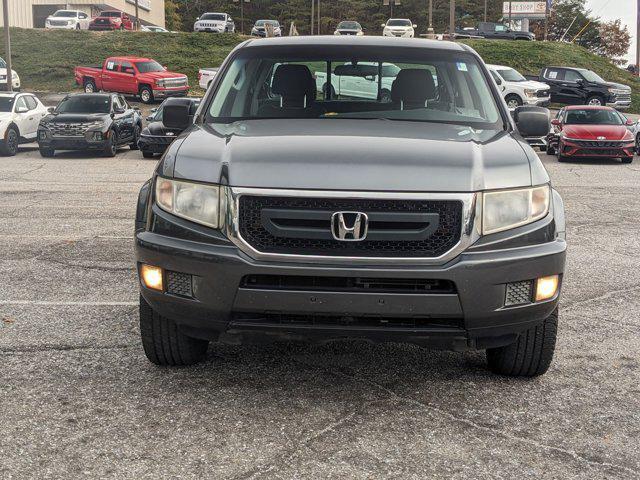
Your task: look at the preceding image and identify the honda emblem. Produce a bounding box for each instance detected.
[331,211,368,241]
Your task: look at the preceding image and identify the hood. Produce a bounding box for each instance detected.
[171,119,536,192]
[517,80,549,91]
[386,26,412,30]
[563,124,632,141]
[603,82,631,91]
[140,71,187,80]
[45,113,110,123]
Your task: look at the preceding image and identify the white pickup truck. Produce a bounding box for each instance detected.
[198,67,219,90]
[486,64,550,109]
[315,62,401,102]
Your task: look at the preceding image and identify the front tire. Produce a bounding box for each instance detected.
[139,296,209,366]
[84,79,97,93]
[103,130,117,157]
[0,127,19,156]
[142,150,155,158]
[505,94,523,109]
[486,309,558,377]
[139,86,153,104]
[586,95,604,107]
[39,147,55,157]
[130,124,140,150]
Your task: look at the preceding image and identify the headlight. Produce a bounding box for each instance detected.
[482,185,550,235]
[12,72,18,80]
[524,88,536,96]
[155,177,221,228]
[156,79,165,87]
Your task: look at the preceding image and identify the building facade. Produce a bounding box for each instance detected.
[0,0,165,29]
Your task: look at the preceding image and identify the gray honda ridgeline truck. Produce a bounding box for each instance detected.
[135,37,566,377]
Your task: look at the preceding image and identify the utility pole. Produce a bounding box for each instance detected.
[134,0,139,30]
[317,0,320,34]
[427,0,433,36]
[2,0,12,92]
[508,1,512,29]
[544,0,549,41]
[484,0,487,22]
[449,0,455,39]
[310,0,314,35]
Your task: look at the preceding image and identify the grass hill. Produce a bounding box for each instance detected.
[1,28,637,112]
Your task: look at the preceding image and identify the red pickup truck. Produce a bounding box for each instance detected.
[75,57,189,103]
[88,10,134,31]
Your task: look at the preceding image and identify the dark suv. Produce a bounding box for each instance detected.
[531,66,631,110]
[135,37,566,377]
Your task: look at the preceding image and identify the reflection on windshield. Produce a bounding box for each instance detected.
[53,11,76,17]
[565,109,623,125]
[579,70,605,83]
[56,96,111,114]
[201,14,226,21]
[387,19,411,26]
[135,61,164,73]
[497,68,526,82]
[207,50,502,129]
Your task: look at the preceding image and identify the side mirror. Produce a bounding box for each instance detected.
[163,102,191,130]
[196,17,200,21]
[624,118,634,126]
[114,107,125,114]
[514,106,551,138]
[576,79,584,85]
[163,66,167,71]
[550,119,561,126]
[47,106,55,113]
[494,76,502,86]
[413,24,417,28]
[381,23,386,28]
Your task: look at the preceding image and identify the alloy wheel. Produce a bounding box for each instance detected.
[6,129,18,155]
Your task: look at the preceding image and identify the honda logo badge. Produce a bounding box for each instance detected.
[331,211,368,241]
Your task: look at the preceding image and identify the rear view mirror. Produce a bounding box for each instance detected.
[513,106,550,138]
[163,101,191,130]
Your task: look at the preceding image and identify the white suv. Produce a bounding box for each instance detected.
[487,64,550,109]
[45,10,90,30]
[194,13,235,33]
[381,19,416,38]
[0,92,49,156]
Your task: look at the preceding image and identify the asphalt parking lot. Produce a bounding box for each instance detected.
[1,137,639,478]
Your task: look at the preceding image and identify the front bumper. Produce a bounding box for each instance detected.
[138,133,174,153]
[136,205,566,351]
[0,79,20,90]
[607,100,632,110]
[38,131,108,151]
[561,140,635,158]
[524,97,550,107]
[152,87,189,99]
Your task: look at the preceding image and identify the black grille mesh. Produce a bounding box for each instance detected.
[166,271,193,298]
[505,280,533,306]
[238,196,463,257]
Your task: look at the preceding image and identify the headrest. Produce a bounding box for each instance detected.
[272,64,315,100]
[391,69,436,106]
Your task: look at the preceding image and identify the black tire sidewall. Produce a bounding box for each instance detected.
[140,87,153,104]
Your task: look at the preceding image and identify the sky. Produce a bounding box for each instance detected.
[585,0,636,64]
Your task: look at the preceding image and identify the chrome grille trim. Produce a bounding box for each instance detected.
[222,187,480,265]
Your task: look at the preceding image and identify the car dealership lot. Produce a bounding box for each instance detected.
[1,146,639,478]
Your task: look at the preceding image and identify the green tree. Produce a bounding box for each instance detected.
[596,19,631,66]
[165,0,182,31]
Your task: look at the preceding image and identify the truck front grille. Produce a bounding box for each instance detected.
[238,196,462,258]
[50,123,89,137]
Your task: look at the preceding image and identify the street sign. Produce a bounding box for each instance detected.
[502,1,547,19]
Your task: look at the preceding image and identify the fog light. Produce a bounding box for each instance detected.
[92,131,103,141]
[39,131,47,140]
[535,275,559,302]
[140,264,163,291]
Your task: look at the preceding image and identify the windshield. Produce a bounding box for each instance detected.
[338,22,361,29]
[496,68,526,82]
[255,20,279,26]
[100,11,121,17]
[135,61,164,73]
[53,10,77,17]
[0,57,5,68]
[579,69,605,83]
[387,19,412,26]
[0,97,15,112]
[206,48,502,128]
[56,95,111,114]
[200,14,226,21]
[565,109,623,125]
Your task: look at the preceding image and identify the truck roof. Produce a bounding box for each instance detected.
[241,36,467,52]
[106,56,154,62]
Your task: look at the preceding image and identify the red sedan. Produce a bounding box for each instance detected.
[547,106,635,164]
